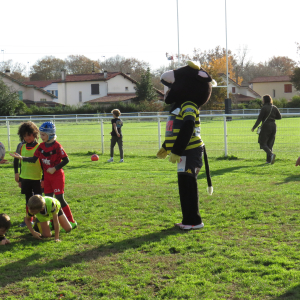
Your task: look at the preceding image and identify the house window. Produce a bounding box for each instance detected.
[232,87,236,94]
[125,87,128,91]
[40,98,47,102]
[284,84,292,93]
[79,91,82,102]
[273,90,276,98]
[47,90,58,97]
[91,84,99,95]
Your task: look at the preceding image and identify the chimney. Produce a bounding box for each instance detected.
[92,63,95,74]
[126,72,131,77]
[104,70,107,79]
[5,69,10,75]
[61,69,66,81]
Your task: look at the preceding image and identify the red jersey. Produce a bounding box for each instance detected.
[34,141,68,172]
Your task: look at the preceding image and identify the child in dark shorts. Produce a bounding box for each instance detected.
[10,122,77,229]
[25,195,72,242]
[13,121,43,227]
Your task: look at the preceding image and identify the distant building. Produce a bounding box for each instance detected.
[50,71,164,106]
[249,76,299,100]
[0,71,57,106]
[219,73,261,104]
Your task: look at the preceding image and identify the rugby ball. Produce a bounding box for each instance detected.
[91,154,99,161]
[0,142,5,161]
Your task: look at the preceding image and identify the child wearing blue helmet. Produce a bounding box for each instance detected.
[11,122,77,229]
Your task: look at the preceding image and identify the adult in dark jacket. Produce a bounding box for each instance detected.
[251,95,282,164]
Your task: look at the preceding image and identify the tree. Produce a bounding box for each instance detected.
[202,72,227,110]
[65,55,100,74]
[290,67,300,91]
[100,55,149,82]
[0,60,28,82]
[134,67,157,101]
[0,79,20,116]
[0,59,26,74]
[30,56,66,80]
[268,56,296,75]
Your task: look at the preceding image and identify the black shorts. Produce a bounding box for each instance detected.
[20,179,42,198]
[177,147,203,177]
[57,207,63,217]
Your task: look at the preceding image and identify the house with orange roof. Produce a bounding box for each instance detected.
[52,70,163,106]
[0,71,57,106]
[23,79,59,98]
[249,76,299,100]
[219,73,261,104]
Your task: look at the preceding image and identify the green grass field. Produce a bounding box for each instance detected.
[1,118,300,299]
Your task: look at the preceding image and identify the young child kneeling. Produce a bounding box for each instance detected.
[25,195,72,242]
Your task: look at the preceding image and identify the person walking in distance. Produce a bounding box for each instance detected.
[107,109,124,163]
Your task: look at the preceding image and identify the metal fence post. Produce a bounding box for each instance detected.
[101,119,104,154]
[224,115,228,157]
[158,117,161,150]
[138,112,141,122]
[76,115,78,124]
[6,120,11,151]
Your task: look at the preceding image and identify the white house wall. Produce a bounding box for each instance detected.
[1,77,25,93]
[58,81,108,105]
[32,89,53,101]
[108,75,136,93]
[1,77,53,102]
[44,83,59,100]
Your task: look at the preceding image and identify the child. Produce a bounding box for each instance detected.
[10,122,77,229]
[25,195,72,242]
[14,121,43,227]
[0,213,11,245]
[107,109,124,163]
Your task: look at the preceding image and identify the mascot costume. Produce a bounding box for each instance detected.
[157,61,215,230]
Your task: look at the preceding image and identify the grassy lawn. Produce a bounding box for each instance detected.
[1,119,300,299]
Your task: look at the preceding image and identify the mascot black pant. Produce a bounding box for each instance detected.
[178,174,202,225]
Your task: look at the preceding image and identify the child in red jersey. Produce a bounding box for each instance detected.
[10,122,77,229]
[13,121,43,227]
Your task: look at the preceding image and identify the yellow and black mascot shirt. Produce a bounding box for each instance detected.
[165,101,204,154]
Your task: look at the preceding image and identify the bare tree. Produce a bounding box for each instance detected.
[99,55,149,82]
[30,56,66,80]
[65,55,100,74]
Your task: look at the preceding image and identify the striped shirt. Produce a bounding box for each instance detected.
[165,101,204,153]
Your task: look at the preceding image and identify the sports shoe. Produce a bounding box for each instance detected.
[107,158,114,162]
[177,223,204,230]
[271,154,276,165]
[70,221,77,229]
[119,159,124,163]
[175,223,183,227]
[19,221,26,227]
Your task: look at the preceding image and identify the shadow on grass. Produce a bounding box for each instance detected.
[197,165,251,180]
[275,174,300,185]
[273,285,300,299]
[0,227,183,288]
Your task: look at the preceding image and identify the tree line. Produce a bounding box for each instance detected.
[0,45,300,115]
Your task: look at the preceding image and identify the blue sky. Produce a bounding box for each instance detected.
[1,0,299,72]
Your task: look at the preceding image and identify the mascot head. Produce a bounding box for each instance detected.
[161,61,216,108]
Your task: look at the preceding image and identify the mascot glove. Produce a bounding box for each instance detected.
[169,153,181,164]
[157,147,168,159]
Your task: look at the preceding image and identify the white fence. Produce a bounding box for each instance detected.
[1,112,300,160]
